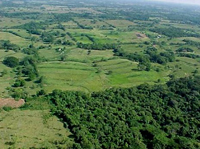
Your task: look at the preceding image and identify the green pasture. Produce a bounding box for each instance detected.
[62,21,79,29]
[0,32,29,46]
[38,58,170,93]
[0,109,72,148]
[66,48,114,62]
[0,18,31,28]
[7,29,30,39]
[168,57,200,78]
[38,62,100,92]
[105,20,136,28]
[97,59,170,87]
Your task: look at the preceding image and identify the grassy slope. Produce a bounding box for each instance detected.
[0,109,72,148]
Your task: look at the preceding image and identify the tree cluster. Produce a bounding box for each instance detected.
[48,76,200,149]
[77,43,118,50]
[150,27,200,38]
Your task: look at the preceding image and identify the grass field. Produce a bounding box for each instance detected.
[7,29,31,39]
[105,20,136,28]
[38,58,170,92]
[0,32,29,46]
[0,18,31,28]
[0,109,72,148]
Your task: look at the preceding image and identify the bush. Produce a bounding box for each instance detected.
[3,106,13,111]
[3,56,19,68]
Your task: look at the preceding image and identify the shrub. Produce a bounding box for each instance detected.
[3,56,19,68]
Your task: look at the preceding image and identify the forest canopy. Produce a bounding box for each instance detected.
[48,76,200,149]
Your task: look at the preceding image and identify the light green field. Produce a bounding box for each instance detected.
[7,29,31,39]
[0,18,31,28]
[168,57,200,78]
[0,109,72,148]
[0,69,12,97]
[62,21,79,29]
[39,48,61,61]
[0,50,26,61]
[121,44,147,53]
[67,48,114,61]
[105,20,136,28]
[38,61,100,92]
[97,59,170,87]
[38,58,170,92]
[74,18,109,28]
[0,32,29,46]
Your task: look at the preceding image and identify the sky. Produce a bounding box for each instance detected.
[152,0,200,5]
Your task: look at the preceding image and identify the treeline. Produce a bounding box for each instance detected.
[165,12,200,25]
[176,47,193,53]
[15,21,46,35]
[150,27,200,38]
[114,46,175,66]
[177,53,200,59]
[2,12,40,19]
[183,39,200,48]
[77,42,118,50]
[52,13,72,22]
[73,20,93,30]
[175,47,200,59]
[48,76,200,149]
[0,40,19,51]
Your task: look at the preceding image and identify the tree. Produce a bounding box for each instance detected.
[13,78,26,87]
[137,61,151,71]
[3,56,19,68]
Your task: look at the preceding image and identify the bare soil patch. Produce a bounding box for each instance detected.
[0,98,25,108]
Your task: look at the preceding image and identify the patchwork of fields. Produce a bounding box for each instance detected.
[0,0,200,147]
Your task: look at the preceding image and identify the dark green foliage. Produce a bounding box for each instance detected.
[36,89,46,96]
[0,40,19,51]
[176,47,194,52]
[177,53,200,59]
[16,21,45,35]
[165,11,200,25]
[49,76,200,149]
[2,106,13,111]
[8,88,28,99]
[73,20,93,29]
[137,61,151,71]
[20,56,39,81]
[183,39,200,48]
[13,78,26,87]
[62,40,74,46]
[77,42,118,50]
[3,56,19,68]
[52,13,72,22]
[22,45,39,56]
[67,32,77,42]
[41,32,54,43]
[150,27,200,38]
[114,47,175,66]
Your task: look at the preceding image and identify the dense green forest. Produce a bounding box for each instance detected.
[48,76,200,148]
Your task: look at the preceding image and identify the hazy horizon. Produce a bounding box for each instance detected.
[151,0,200,5]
